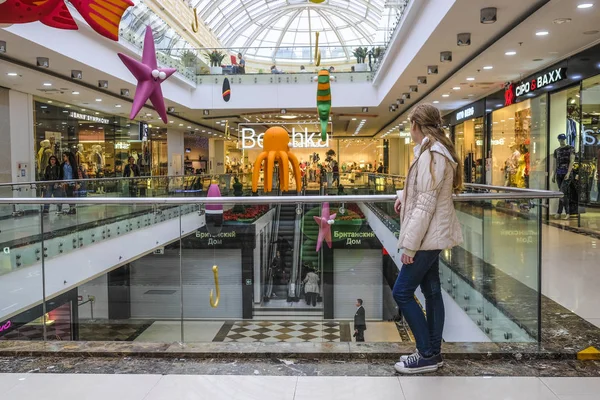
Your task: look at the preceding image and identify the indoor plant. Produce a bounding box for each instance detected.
[204,50,225,74]
[353,47,368,72]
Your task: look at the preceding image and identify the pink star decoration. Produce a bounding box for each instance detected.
[314,202,337,252]
[118,26,177,123]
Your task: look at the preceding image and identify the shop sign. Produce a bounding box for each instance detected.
[0,320,11,333]
[450,100,484,125]
[115,142,130,149]
[507,68,567,102]
[196,231,237,246]
[69,111,110,125]
[582,128,599,146]
[241,127,329,149]
[333,230,375,246]
[456,107,475,121]
[139,122,149,141]
[476,138,505,146]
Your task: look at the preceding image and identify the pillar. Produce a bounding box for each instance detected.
[167,130,184,176]
[209,139,226,175]
[388,138,401,175]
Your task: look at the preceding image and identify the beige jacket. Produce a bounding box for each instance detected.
[397,138,463,257]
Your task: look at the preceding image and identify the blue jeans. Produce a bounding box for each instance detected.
[44,185,64,211]
[392,249,444,357]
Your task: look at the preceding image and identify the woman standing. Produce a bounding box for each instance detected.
[123,156,140,197]
[42,155,63,214]
[303,268,320,307]
[392,104,463,374]
[61,152,78,214]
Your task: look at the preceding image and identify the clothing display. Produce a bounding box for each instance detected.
[554,145,575,175]
[567,118,577,147]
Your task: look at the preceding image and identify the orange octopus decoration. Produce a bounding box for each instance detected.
[252,126,302,193]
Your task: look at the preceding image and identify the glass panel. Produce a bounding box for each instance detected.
[579,75,600,232]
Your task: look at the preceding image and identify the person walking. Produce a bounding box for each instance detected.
[61,152,78,214]
[353,299,366,342]
[392,103,463,374]
[303,268,320,307]
[123,156,141,197]
[42,155,63,214]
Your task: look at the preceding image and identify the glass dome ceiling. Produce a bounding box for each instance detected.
[191,0,406,62]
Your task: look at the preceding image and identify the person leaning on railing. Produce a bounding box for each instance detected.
[392,103,463,375]
[42,155,63,214]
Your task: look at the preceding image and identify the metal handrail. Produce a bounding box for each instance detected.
[0,190,563,205]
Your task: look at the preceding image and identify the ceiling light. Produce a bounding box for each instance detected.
[442,94,450,97]
[72,91,80,95]
[577,3,594,9]
[466,77,475,81]
[95,112,99,115]
[187,126,192,129]
[179,123,183,126]
[536,31,549,36]
[115,105,122,108]
[95,98,102,102]
[433,101,440,104]
[453,87,461,90]
[43,82,52,86]
[7,72,18,76]
[81,108,86,111]
[352,118,357,121]
[145,113,151,116]
[65,105,70,108]
[505,51,517,56]
[483,66,493,70]
[280,115,298,119]
[40,106,47,109]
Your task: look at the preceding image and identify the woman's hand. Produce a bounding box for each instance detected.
[394,197,402,214]
[401,253,414,265]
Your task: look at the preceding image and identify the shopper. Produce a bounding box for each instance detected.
[392,103,463,374]
[123,156,140,197]
[353,299,366,342]
[303,268,319,307]
[42,155,63,214]
[61,152,78,214]
[235,53,246,74]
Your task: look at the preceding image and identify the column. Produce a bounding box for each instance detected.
[388,138,401,175]
[167,130,184,176]
[209,138,226,175]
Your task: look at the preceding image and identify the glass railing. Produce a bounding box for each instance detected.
[0,187,562,346]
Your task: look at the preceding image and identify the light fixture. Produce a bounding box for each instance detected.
[442,94,450,97]
[203,109,210,116]
[71,70,82,79]
[98,80,108,89]
[121,89,130,97]
[457,33,471,46]
[81,108,86,111]
[0,41,5,53]
[480,7,497,24]
[36,57,49,68]
[362,107,369,112]
[453,87,461,90]
[65,105,70,108]
[47,101,52,104]
[466,77,475,81]
[440,51,452,63]
[43,82,52,86]
[7,72,18,76]
[409,85,418,93]
[577,3,594,9]
[352,118,357,121]
[536,31,549,36]
[179,123,184,126]
[145,113,151,117]
[115,104,122,108]
[427,65,438,75]
[417,76,427,85]
[168,107,175,113]
[95,112,99,115]
[433,100,440,104]
[72,91,80,95]
[483,66,493,70]
[95,98,102,102]
[505,51,517,56]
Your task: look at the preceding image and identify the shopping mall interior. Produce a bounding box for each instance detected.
[0,0,600,398]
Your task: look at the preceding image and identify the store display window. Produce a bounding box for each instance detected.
[453,117,484,184]
[581,75,600,206]
[490,95,547,189]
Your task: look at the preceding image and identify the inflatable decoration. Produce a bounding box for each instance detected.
[206,183,222,308]
[222,78,231,102]
[118,26,177,124]
[0,0,133,41]
[191,7,199,33]
[316,69,331,142]
[314,31,321,67]
[309,0,326,3]
[252,126,302,193]
[314,202,336,252]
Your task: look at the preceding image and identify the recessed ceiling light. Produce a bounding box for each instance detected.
[577,3,594,9]
[40,105,48,109]
[65,105,70,108]
[433,100,440,104]
[452,86,461,90]
[505,51,517,56]
[536,31,549,36]
[7,72,18,76]
[352,118,357,120]
[115,104,122,108]
[72,91,80,95]
[47,100,52,103]
[43,82,52,86]
[187,126,192,129]
[81,108,86,111]
[95,98,102,102]
[466,77,475,81]
[179,123,184,126]
[145,113,151,116]
[483,66,493,70]
[95,112,99,115]
[442,94,450,97]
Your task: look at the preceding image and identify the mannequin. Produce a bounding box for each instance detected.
[552,133,575,219]
[37,140,53,177]
[76,144,85,166]
[89,145,105,173]
[506,142,521,187]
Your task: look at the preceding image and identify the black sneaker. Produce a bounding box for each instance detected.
[394,352,439,374]
[400,351,444,367]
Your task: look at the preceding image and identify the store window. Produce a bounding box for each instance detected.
[490,96,547,189]
[453,117,484,184]
[581,75,600,207]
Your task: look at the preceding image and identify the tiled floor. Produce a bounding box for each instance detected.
[0,374,598,400]
[218,321,349,343]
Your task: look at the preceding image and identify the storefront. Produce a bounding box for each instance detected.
[447,100,486,184]
[447,42,600,231]
[34,99,156,180]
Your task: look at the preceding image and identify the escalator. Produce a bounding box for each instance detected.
[271,202,297,300]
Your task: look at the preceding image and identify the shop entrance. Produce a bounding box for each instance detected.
[453,117,484,184]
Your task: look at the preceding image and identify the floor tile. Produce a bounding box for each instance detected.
[4,374,162,400]
[557,395,599,400]
[541,377,600,395]
[585,319,600,329]
[399,377,559,400]
[294,377,403,400]
[144,375,297,400]
[0,374,27,393]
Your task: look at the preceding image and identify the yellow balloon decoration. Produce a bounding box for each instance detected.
[210,265,220,308]
[191,8,199,33]
[314,31,321,67]
[309,0,326,3]
[252,126,302,193]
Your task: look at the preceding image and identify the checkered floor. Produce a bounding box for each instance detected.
[216,321,349,343]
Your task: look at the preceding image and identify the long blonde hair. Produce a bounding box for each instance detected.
[408,103,463,193]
